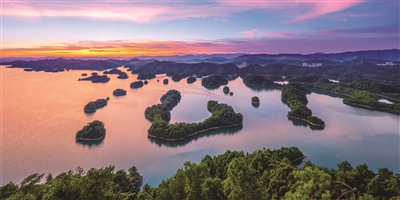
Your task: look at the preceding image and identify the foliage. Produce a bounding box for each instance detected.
[130,81,144,89]
[2,147,399,200]
[281,84,325,125]
[145,90,181,121]
[243,74,278,87]
[187,77,196,83]
[1,166,142,200]
[76,120,106,139]
[202,75,228,89]
[223,86,230,94]
[251,96,259,103]
[148,101,243,140]
[113,89,127,96]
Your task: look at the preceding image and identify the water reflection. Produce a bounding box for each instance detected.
[252,103,260,108]
[75,139,104,148]
[148,125,243,148]
[245,85,281,92]
[287,118,325,131]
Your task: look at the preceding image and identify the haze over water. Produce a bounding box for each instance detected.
[1,67,399,186]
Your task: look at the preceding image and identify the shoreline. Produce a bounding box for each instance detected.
[148,122,243,141]
[286,115,326,127]
[343,101,400,114]
[76,134,105,141]
[291,154,307,163]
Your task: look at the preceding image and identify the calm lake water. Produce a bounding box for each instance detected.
[1,66,399,186]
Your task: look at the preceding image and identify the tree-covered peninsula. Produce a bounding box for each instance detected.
[147,100,243,141]
[144,90,243,141]
[3,146,399,200]
[281,84,325,126]
[84,98,109,113]
[291,76,400,114]
[75,120,106,140]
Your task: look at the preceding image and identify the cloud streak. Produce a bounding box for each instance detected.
[3,0,364,23]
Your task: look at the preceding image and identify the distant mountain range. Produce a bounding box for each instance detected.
[1,49,399,72]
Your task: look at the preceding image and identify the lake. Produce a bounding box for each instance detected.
[1,66,399,186]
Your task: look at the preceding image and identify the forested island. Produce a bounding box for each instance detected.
[84,98,109,113]
[78,74,110,83]
[75,120,106,140]
[130,81,144,89]
[201,75,228,89]
[113,89,127,96]
[223,86,230,94]
[145,90,243,141]
[186,77,196,83]
[281,84,325,126]
[252,96,260,105]
[2,146,399,200]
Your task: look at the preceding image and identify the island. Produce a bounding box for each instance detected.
[252,96,260,105]
[130,81,144,89]
[223,86,230,94]
[229,92,233,96]
[103,68,123,75]
[163,78,168,84]
[81,73,87,76]
[113,88,127,96]
[84,98,109,113]
[117,72,129,79]
[281,84,325,126]
[75,120,106,141]
[201,75,228,89]
[144,80,148,85]
[243,74,280,87]
[145,90,243,141]
[186,77,196,84]
[78,74,110,83]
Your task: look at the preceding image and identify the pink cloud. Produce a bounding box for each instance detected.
[241,29,260,38]
[2,0,364,23]
[272,33,295,38]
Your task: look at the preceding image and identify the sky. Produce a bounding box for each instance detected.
[1,0,399,57]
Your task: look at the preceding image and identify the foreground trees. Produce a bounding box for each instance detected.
[2,146,399,200]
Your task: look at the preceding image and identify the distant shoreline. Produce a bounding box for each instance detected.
[148,122,243,141]
[343,101,400,114]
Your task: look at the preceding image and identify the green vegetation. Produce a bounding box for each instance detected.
[130,81,144,89]
[83,98,108,113]
[187,77,196,84]
[148,100,243,140]
[145,90,242,140]
[202,75,228,89]
[292,78,400,114]
[0,166,143,200]
[113,89,127,96]
[243,74,280,87]
[252,96,259,104]
[145,90,181,122]
[282,84,325,126]
[76,120,106,140]
[223,86,230,94]
[2,146,399,200]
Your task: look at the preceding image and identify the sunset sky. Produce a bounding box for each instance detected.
[2,0,399,57]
